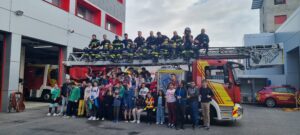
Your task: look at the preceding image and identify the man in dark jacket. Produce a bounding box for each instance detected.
[146,31,157,49]
[175,81,187,130]
[134,31,145,49]
[122,33,133,49]
[199,79,214,130]
[112,35,123,51]
[194,28,210,55]
[156,32,169,48]
[187,82,199,129]
[59,79,72,116]
[88,34,101,49]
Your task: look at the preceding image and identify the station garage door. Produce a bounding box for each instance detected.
[21,37,64,101]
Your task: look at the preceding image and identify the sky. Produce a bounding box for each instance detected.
[125,0,259,47]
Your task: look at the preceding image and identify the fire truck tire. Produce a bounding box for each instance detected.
[265,98,276,108]
[210,105,217,123]
[41,90,51,101]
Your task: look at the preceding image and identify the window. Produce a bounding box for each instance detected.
[76,0,101,26]
[274,0,286,5]
[105,14,123,36]
[274,15,287,24]
[273,87,295,93]
[117,0,124,4]
[205,66,225,83]
[43,0,70,12]
[77,6,94,23]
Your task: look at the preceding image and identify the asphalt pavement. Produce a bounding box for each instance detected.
[0,104,299,135]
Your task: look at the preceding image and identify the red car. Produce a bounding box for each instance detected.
[256,86,299,107]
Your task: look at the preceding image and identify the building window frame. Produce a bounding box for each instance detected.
[105,14,123,36]
[43,0,70,12]
[75,0,101,27]
[274,0,286,5]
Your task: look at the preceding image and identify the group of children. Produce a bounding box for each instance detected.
[47,67,214,130]
[82,28,210,62]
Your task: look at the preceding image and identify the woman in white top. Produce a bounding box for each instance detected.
[139,83,149,99]
[165,83,176,128]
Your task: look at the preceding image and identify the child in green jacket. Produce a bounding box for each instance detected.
[47,84,60,116]
[66,82,81,118]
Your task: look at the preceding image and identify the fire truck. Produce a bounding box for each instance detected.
[63,44,283,121]
[23,64,58,101]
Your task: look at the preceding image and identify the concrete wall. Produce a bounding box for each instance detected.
[260,0,300,32]
[244,33,275,46]
[275,7,300,89]
[0,0,125,50]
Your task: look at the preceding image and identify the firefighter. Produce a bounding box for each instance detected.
[134,31,146,49]
[100,34,112,61]
[122,33,133,49]
[100,34,111,48]
[89,34,101,49]
[112,35,123,62]
[170,31,183,59]
[194,28,210,55]
[122,33,134,62]
[83,34,101,62]
[182,27,194,60]
[146,31,157,49]
[156,32,170,59]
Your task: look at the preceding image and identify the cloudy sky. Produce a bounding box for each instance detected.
[125,0,259,47]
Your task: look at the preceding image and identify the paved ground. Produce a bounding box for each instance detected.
[0,104,299,135]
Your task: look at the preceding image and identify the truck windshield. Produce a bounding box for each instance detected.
[205,66,225,83]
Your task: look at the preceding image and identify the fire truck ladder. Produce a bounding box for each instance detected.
[63,44,282,67]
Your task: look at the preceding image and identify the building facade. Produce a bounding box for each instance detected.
[244,6,300,89]
[252,0,300,32]
[0,0,126,112]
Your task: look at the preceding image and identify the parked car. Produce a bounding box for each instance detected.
[256,86,299,107]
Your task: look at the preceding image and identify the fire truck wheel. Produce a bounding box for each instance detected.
[41,90,51,101]
[265,98,276,108]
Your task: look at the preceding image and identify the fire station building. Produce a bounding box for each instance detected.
[0,0,126,112]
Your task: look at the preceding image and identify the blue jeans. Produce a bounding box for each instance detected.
[60,96,68,115]
[156,106,165,123]
[190,101,199,126]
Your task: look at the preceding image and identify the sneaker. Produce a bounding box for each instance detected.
[92,117,96,121]
[156,122,159,125]
[167,123,171,128]
[171,124,175,128]
[53,113,58,117]
[64,116,70,119]
[137,120,140,124]
[88,117,93,120]
[96,118,100,120]
[47,113,51,116]
[160,122,164,125]
[101,118,105,121]
[205,126,210,130]
[130,120,136,123]
[125,120,129,123]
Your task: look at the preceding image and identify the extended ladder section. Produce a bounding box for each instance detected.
[63,44,282,67]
